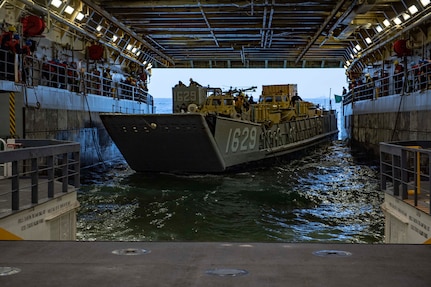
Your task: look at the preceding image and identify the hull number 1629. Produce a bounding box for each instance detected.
[225,127,258,153]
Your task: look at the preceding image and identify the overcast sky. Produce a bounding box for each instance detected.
[147,68,347,100]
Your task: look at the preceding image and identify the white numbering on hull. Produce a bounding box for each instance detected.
[225,127,258,153]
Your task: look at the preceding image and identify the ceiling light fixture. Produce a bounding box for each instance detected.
[401,13,410,21]
[393,17,402,25]
[408,5,419,14]
[75,12,85,21]
[64,5,74,14]
[383,19,391,27]
[365,37,372,44]
[50,0,62,8]
[420,0,430,7]
[376,25,383,33]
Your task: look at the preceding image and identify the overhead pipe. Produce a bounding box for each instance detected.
[295,0,352,64]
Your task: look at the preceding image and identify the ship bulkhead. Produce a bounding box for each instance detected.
[0,1,155,167]
[342,13,431,155]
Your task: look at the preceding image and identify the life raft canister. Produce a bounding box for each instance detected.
[88,44,104,60]
[393,40,412,57]
[21,15,45,37]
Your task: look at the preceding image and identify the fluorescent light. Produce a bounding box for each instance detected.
[143,61,147,65]
[376,25,383,32]
[420,0,430,7]
[365,37,372,44]
[408,5,419,14]
[350,53,354,59]
[355,44,362,51]
[136,51,141,56]
[402,13,410,21]
[50,0,62,8]
[353,47,358,54]
[132,47,137,53]
[383,19,390,27]
[346,60,350,66]
[75,12,85,21]
[126,44,133,51]
[393,17,402,25]
[64,5,74,14]
[96,25,103,32]
[112,35,118,42]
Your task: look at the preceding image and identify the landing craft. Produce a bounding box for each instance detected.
[100,84,338,173]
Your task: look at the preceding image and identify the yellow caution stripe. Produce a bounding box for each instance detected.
[0,228,22,240]
[9,92,16,137]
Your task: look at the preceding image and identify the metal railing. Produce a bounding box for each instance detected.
[380,141,431,215]
[343,61,431,104]
[0,48,153,105]
[0,139,80,214]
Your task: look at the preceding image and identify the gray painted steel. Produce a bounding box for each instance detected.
[0,241,430,286]
[343,90,431,155]
[101,111,338,173]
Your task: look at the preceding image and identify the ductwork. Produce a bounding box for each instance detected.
[333,0,378,40]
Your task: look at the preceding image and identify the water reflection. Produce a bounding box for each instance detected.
[77,141,383,243]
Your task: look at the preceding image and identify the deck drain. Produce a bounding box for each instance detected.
[112,248,150,256]
[0,267,21,276]
[205,268,248,277]
[313,250,352,257]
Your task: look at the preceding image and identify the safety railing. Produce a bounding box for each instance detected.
[380,141,431,215]
[0,48,153,106]
[0,139,80,215]
[343,61,431,105]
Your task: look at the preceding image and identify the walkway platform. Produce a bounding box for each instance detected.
[0,139,80,240]
[0,241,430,286]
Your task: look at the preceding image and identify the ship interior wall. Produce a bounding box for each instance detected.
[351,109,431,155]
[24,107,122,167]
[344,88,431,156]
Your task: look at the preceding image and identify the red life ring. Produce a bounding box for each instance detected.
[393,40,411,57]
[88,44,104,60]
[21,15,45,37]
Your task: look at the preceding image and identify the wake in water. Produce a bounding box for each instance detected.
[77,141,384,243]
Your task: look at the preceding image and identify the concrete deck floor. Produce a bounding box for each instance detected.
[0,241,430,286]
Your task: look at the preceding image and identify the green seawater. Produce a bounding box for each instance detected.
[76,141,384,243]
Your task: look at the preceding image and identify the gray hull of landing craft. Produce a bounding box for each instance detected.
[100,113,338,173]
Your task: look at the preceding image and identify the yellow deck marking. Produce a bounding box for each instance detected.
[0,228,22,240]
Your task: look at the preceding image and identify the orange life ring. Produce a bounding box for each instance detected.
[393,40,411,57]
[88,45,104,60]
[21,15,45,37]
